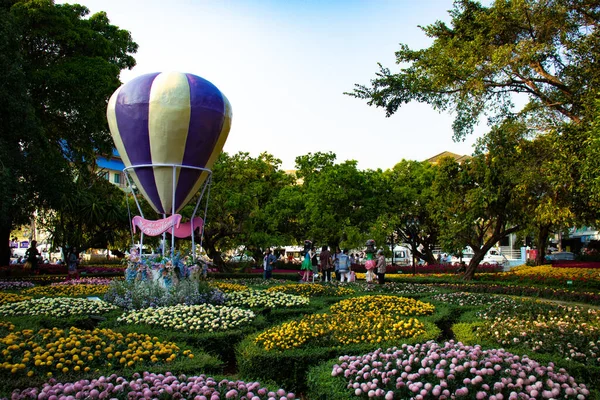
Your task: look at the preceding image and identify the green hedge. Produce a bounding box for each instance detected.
[451,321,486,344]
[306,359,351,400]
[235,322,440,393]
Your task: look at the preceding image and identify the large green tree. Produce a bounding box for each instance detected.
[0,0,137,265]
[42,171,130,258]
[382,160,441,265]
[294,152,382,250]
[514,125,597,264]
[349,0,599,139]
[187,152,294,270]
[432,120,526,279]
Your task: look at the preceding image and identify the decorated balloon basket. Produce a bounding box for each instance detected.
[124,248,203,288]
[121,163,213,286]
[106,71,232,287]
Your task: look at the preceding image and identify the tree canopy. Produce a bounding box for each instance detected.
[190,152,294,270]
[348,0,599,139]
[0,0,137,264]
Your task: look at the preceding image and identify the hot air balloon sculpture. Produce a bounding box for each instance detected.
[107,72,232,260]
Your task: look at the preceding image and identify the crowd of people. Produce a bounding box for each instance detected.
[262,245,387,284]
[9,240,80,278]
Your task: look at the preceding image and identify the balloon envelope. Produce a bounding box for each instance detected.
[107,72,232,214]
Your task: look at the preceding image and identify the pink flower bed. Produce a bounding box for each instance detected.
[331,341,588,399]
[551,261,600,269]
[11,372,296,400]
[51,277,115,286]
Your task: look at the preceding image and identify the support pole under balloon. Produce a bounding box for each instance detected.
[123,163,213,261]
[171,165,176,259]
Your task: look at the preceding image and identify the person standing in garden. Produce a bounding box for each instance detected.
[301,247,314,282]
[337,249,351,282]
[67,246,80,280]
[310,246,319,282]
[375,249,387,284]
[319,245,332,282]
[24,240,40,274]
[332,247,341,281]
[263,248,276,280]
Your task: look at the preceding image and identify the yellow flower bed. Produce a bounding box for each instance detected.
[21,284,109,297]
[254,313,425,351]
[210,282,249,292]
[507,265,600,282]
[254,295,434,351]
[355,273,453,280]
[266,284,354,297]
[330,295,435,317]
[0,321,15,332]
[0,293,32,305]
[0,327,193,377]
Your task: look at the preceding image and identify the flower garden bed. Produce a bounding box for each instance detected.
[10,372,296,400]
[266,283,355,297]
[307,341,591,399]
[1,271,600,398]
[0,297,118,318]
[118,304,256,332]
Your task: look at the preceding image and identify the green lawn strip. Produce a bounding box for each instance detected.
[235,322,440,394]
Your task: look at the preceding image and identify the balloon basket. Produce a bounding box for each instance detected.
[124,248,204,289]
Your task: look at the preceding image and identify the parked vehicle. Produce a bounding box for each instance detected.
[386,246,413,266]
[451,247,508,266]
[228,254,255,263]
[545,251,577,261]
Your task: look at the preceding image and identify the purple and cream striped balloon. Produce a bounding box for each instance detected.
[107,72,232,214]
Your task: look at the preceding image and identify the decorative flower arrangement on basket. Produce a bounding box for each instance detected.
[124,248,201,289]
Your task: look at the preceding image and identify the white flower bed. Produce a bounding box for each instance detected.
[117,303,255,332]
[225,289,310,308]
[0,297,118,318]
[431,292,516,307]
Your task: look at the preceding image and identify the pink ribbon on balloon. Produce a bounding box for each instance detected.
[132,214,182,236]
[166,217,204,238]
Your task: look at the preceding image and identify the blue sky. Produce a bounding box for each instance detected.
[69,0,482,170]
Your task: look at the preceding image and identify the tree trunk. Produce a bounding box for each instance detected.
[0,220,12,266]
[462,250,486,280]
[201,235,227,272]
[535,224,551,266]
[420,249,438,265]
